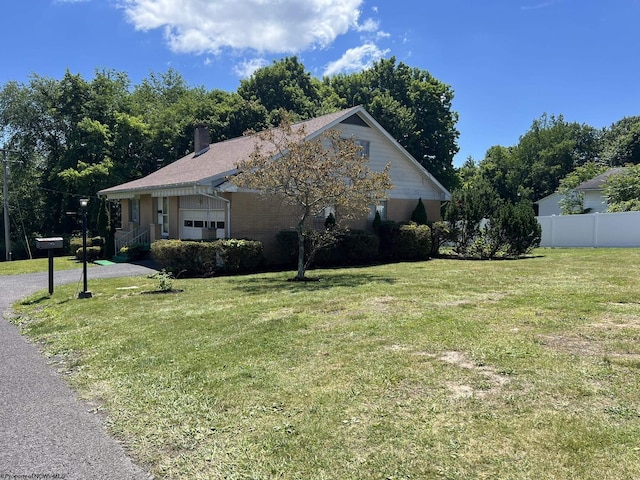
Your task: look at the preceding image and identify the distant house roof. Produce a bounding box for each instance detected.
[99,105,450,199]
[575,167,626,191]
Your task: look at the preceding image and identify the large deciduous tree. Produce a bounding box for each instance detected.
[231,115,392,280]
[604,164,640,212]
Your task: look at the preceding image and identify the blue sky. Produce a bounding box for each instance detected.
[1,0,638,167]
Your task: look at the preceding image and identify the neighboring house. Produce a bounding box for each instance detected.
[574,167,625,213]
[535,192,563,216]
[99,106,451,262]
[535,167,626,216]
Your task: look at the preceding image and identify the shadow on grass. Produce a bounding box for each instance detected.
[232,271,397,295]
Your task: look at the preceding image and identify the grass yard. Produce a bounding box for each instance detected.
[0,256,86,275]
[13,248,640,479]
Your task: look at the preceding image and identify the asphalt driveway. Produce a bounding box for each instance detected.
[0,262,158,479]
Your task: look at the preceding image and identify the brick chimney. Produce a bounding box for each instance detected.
[194,124,210,156]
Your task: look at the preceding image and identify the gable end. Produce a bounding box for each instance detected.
[341,113,371,128]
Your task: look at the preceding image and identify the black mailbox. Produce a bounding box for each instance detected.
[36,237,64,250]
[35,237,64,294]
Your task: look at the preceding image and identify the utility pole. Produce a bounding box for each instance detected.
[2,149,10,261]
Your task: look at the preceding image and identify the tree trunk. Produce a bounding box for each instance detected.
[296,222,305,280]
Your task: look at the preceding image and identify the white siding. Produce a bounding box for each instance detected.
[583,191,608,213]
[536,192,562,216]
[334,123,446,201]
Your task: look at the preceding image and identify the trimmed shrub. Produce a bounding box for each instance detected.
[377,221,401,260]
[217,239,265,273]
[339,230,379,265]
[75,246,102,262]
[377,221,431,261]
[69,237,83,256]
[90,236,105,248]
[119,243,149,261]
[151,240,218,277]
[151,239,264,277]
[396,223,431,261]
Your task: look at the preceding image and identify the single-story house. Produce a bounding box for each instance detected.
[99,105,451,262]
[535,167,626,216]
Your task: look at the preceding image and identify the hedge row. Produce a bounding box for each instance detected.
[151,239,264,277]
[277,221,432,268]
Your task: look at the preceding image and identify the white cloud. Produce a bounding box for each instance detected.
[355,18,379,33]
[323,42,389,77]
[119,0,364,55]
[233,58,269,78]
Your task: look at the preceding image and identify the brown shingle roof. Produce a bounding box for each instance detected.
[100,106,362,195]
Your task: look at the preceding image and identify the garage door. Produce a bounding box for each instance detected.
[180,209,225,240]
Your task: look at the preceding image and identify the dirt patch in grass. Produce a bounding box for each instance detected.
[437,351,509,399]
[540,328,640,361]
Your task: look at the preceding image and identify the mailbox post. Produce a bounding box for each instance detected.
[35,237,64,295]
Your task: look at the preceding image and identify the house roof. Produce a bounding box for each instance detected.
[99,105,450,199]
[575,167,626,191]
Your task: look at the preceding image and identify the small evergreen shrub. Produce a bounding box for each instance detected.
[410,198,428,225]
[428,221,452,257]
[372,210,382,235]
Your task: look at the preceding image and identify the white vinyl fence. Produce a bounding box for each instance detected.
[537,212,640,248]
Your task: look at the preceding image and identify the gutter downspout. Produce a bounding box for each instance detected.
[199,191,231,239]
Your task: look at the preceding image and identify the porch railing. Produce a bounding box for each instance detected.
[114,225,150,253]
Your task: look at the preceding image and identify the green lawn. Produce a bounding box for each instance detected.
[13,248,640,479]
[0,256,85,275]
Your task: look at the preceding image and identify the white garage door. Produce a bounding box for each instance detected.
[180,209,225,240]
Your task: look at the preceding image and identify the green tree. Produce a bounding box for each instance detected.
[603,164,640,212]
[444,177,500,256]
[232,114,392,280]
[602,116,640,166]
[238,57,321,123]
[479,114,602,203]
[557,161,609,214]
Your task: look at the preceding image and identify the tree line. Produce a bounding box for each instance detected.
[0,56,458,259]
[1,53,638,260]
[460,113,640,206]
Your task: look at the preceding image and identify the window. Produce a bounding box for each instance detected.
[194,220,204,228]
[355,139,370,158]
[216,221,225,229]
[130,198,140,224]
[368,201,387,221]
[161,197,169,238]
[184,220,193,227]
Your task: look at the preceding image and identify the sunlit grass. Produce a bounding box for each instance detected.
[0,256,86,275]
[13,248,640,479]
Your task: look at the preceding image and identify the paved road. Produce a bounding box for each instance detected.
[1,262,158,480]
